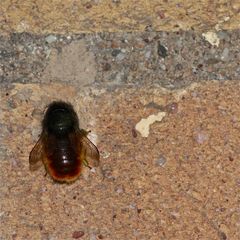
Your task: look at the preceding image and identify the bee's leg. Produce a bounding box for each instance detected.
[82,144,103,180]
[79,129,91,136]
[83,159,92,169]
[82,161,90,180]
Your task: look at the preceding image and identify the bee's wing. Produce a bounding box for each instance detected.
[78,130,100,168]
[29,134,44,171]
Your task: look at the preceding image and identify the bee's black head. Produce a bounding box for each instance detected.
[43,101,79,136]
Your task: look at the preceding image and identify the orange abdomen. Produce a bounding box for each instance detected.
[44,134,82,182]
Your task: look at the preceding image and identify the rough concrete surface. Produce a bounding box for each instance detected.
[1,81,240,239]
[1,31,240,88]
[0,0,240,34]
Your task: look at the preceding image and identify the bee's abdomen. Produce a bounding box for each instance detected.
[47,137,81,181]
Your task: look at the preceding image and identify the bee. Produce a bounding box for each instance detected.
[29,101,100,183]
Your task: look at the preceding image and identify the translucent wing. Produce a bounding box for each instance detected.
[29,134,44,171]
[78,129,100,168]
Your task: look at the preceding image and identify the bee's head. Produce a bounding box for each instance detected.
[43,101,79,135]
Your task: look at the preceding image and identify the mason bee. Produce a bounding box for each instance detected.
[29,101,100,183]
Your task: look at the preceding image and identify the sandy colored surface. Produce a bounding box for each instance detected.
[1,81,240,239]
[0,0,240,34]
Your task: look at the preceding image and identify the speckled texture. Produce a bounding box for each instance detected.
[0,0,240,33]
[1,31,240,89]
[1,81,240,239]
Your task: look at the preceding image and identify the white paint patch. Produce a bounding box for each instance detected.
[135,112,166,138]
[202,31,220,47]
